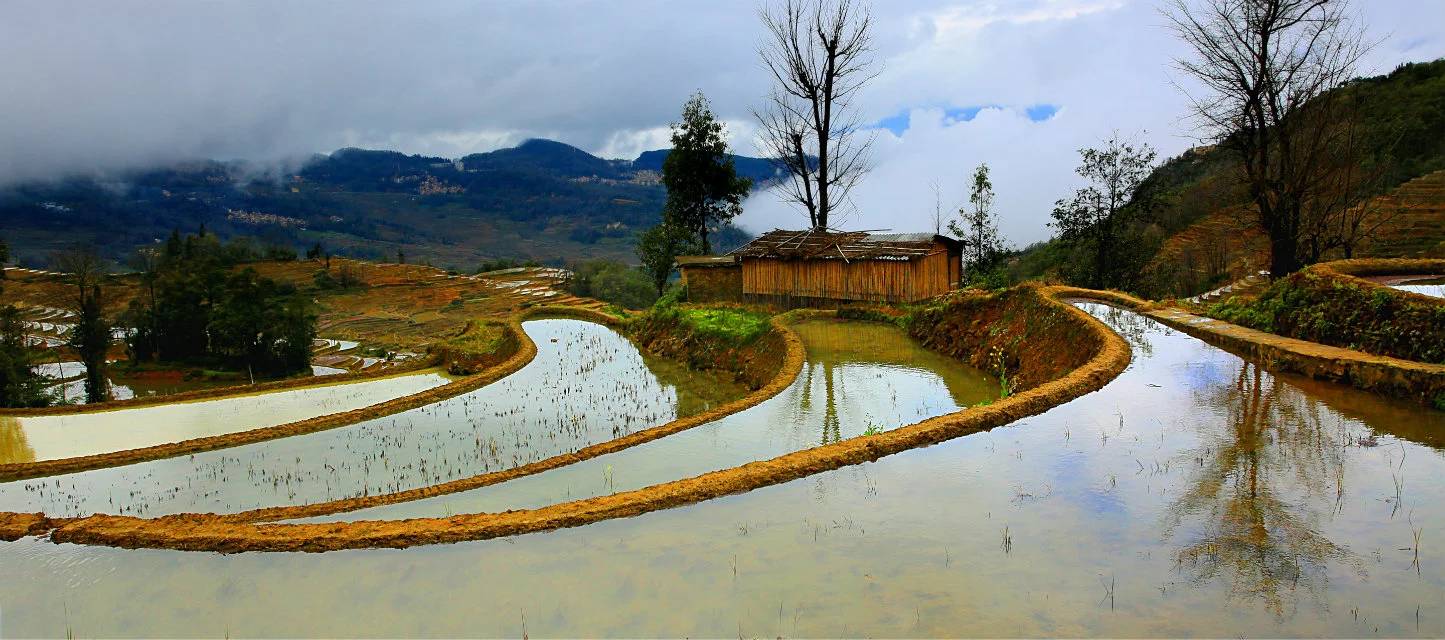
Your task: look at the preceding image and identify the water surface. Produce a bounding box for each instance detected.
[1,307,1443,637]
[308,318,998,521]
[0,320,745,516]
[0,371,451,464]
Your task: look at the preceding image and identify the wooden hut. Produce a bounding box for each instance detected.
[727,229,962,304]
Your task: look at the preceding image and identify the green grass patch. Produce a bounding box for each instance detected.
[666,307,771,344]
[441,322,507,358]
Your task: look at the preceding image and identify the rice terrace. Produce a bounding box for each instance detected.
[2,0,1445,637]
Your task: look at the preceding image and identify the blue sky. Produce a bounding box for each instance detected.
[876,104,1060,135]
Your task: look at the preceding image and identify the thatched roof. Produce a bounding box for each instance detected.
[728,229,958,261]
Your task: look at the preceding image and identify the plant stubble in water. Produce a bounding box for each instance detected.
[0,319,747,517]
[1,309,1443,636]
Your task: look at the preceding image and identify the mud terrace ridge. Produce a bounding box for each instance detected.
[0,287,1130,552]
[0,321,534,483]
[1056,263,1445,407]
[0,352,442,418]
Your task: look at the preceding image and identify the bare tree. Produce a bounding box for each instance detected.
[929,180,944,235]
[755,0,878,231]
[1166,0,1369,277]
[1297,100,1398,260]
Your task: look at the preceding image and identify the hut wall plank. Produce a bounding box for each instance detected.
[740,240,956,303]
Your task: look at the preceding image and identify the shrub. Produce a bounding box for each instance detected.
[567,259,658,309]
[1208,270,1445,363]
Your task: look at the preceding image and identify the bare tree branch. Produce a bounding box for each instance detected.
[756,0,878,230]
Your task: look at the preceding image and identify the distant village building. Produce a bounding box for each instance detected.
[679,229,962,306]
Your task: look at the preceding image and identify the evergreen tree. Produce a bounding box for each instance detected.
[0,240,51,408]
[123,231,317,377]
[949,163,1006,277]
[1051,135,1159,290]
[636,222,702,295]
[54,247,111,404]
[662,92,752,253]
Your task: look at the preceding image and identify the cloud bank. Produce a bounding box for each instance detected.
[2,0,1441,245]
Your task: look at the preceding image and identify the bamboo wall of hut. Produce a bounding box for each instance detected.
[741,251,955,303]
[728,230,962,304]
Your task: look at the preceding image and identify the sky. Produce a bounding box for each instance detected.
[2,1,1442,246]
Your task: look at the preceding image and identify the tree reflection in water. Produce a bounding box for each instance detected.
[0,416,36,464]
[1093,304,1155,358]
[1162,360,1362,617]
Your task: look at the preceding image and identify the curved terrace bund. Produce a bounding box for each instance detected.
[3,349,443,418]
[0,320,533,483]
[0,285,1129,552]
[1065,258,1445,408]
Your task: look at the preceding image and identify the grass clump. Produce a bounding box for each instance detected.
[667,307,771,344]
[436,321,512,374]
[1208,269,1445,363]
[442,322,506,357]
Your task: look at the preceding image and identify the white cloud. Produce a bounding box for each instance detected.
[1,0,1441,245]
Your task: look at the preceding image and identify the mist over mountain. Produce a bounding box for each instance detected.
[0,139,775,269]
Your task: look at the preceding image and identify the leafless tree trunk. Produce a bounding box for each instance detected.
[1166,0,1368,277]
[755,0,878,231]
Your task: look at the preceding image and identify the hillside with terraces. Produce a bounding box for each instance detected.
[1142,169,1445,298]
[2,260,597,379]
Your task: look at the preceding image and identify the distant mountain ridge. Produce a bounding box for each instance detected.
[0,138,772,268]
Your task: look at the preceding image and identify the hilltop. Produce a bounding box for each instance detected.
[0,139,778,270]
[1010,59,1445,297]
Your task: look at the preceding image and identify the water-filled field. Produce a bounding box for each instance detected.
[0,371,451,464]
[1,307,1443,637]
[302,318,999,521]
[0,319,746,517]
[1393,281,1445,298]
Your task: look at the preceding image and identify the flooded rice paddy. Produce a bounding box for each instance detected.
[0,372,452,464]
[0,319,745,516]
[302,318,999,522]
[1393,282,1445,298]
[2,307,1444,636]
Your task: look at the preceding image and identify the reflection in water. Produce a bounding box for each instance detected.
[1163,361,1356,616]
[0,416,36,464]
[1,308,1443,636]
[0,320,749,516]
[1078,300,1156,358]
[1393,283,1445,299]
[304,318,996,522]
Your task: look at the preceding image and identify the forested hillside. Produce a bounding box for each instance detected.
[0,139,775,270]
[1008,59,1445,297]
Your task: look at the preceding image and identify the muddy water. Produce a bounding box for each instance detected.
[3,307,1445,636]
[0,320,746,516]
[0,372,451,464]
[307,318,999,521]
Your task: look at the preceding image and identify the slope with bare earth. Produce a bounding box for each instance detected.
[1143,169,1445,298]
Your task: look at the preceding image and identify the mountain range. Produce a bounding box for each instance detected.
[0,139,781,270]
